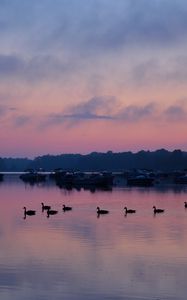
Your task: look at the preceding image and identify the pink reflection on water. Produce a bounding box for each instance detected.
[0,177,187,299]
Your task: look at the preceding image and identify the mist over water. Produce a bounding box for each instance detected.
[0,175,187,299]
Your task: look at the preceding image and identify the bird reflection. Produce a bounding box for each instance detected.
[97,207,109,218]
[41,202,51,212]
[124,207,136,215]
[153,206,164,214]
[62,204,72,212]
[47,208,58,218]
[23,207,36,219]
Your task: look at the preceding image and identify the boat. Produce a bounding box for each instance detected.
[127,175,154,187]
[20,170,46,183]
[0,173,4,181]
[49,169,67,180]
[72,172,112,187]
[55,171,113,188]
[174,175,187,184]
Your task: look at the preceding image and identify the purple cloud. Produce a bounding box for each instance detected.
[13,115,32,127]
[118,103,156,122]
[42,97,157,128]
[164,105,187,121]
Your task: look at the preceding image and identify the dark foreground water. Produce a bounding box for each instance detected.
[1,176,187,299]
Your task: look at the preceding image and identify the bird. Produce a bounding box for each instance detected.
[153,206,164,214]
[41,202,51,211]
[62,204,72,211]
[184,202,187,208]
[23,207,36,216]
[97,207,109,214]
[124,207,136,214]
[47,208,58,217]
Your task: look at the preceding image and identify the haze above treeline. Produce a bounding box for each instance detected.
[0,149,187,172]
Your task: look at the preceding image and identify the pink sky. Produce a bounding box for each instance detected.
[0,1,187,157]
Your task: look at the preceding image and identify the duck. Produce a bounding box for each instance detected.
[41,202,51,211]
[62,204,72,211]
[23,207,36,216]
[97,207,109,214]
[184,202,187,208]
[47,208,58,217]
[153,206,164,213]
[124,207,136,214]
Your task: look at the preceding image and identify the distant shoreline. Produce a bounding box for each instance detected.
[0,149,187,172]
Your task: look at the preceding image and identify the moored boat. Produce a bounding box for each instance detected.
[20,170,46,183]
[174,175,187,184]
[127,175,154,187]
[55,171,113,188]
[0,173,4,181]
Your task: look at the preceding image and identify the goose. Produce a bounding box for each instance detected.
[124,207,136,214]
[153,206,164,213]
[41,202,51,211]
[184,202,187,208]
[23,207,36,216]
[47,208,58,217]
[62,204,72,211]
[97,207,109,214]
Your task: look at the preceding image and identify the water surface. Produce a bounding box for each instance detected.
[0,176,187,299]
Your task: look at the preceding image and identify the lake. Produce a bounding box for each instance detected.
[0,175,187,300]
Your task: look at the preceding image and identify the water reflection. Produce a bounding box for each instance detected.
[0,176,187,299]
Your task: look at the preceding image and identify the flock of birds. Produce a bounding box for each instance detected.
[22,202,187,219]
[23,203,72,218]
[97,206,165,214]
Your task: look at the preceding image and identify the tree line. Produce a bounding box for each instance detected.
[0,149,187,172]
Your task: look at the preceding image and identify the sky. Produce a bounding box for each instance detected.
[1,0,187,157]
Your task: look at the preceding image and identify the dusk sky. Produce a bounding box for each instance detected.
[1,0,187,157]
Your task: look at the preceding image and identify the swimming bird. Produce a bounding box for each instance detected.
[184,202,187,208]
[124,207,136,214]
[41,202,51,211]
[62,204,72,211]
[97,207,109,214]
[23,207,36,216]
[153,206,164,213]
[47,208,58,217]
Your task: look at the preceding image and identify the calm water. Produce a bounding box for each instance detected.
[1,176,187,299]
